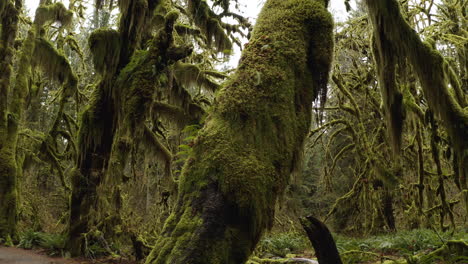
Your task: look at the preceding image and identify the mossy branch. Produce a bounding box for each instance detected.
[187,0,233,53]
[172,62,223,92]
[34,2,73,28]
[33,38,78,96]
[143,124,173,165]
[365,0,468,189]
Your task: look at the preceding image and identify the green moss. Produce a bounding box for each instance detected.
[187,0,232,52]
[371,32,404,153]
[34,2,73,28]
[145,0,333,263]
[172,62,221,92]
[88,28,121,76]
[0,146,18,240]
[0,1,5,17]
[33,38,78,95]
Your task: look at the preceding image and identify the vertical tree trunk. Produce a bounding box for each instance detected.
[66,0,157,254]
[145,0,333,263]
[0,0,21,241]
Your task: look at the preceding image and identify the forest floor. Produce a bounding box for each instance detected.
[1,228,466,264]
[0,247,76,264]
[0,247,137,264]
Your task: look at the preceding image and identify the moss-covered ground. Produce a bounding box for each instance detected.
[4,228,466,264]
[251,228,468,264]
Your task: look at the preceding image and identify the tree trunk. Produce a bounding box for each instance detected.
[66,0,164,254]
[0,0,21,241]
[300,216,343,264]
[145,0,333,263]
[66,85,116,255]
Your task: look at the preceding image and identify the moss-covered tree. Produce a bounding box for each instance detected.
[0,0,22,241]
[145,0,333,263]
[365,0,468,216]
[66,0,245,255]
[0,1,76,241]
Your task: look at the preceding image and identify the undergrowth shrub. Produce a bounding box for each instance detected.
[18,230,66,256]
[255,231,310,257]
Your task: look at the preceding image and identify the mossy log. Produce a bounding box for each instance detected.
[145,0,333,263]
[418,240,468,263]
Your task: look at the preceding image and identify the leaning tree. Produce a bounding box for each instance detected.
[145,0,333,263]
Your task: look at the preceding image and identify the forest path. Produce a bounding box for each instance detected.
[0,247,77,264]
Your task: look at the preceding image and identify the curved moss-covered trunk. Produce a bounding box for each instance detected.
[365,0,468,211]
[145,0,333,263]
[0,0,21,241]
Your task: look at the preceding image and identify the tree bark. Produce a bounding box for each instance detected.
[145,0,333,263]
[0,0,21,241]
[300,216,343,264]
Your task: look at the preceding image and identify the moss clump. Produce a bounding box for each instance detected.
[145,0,333,263]
[88,28,121,76]
[34,2,73,28]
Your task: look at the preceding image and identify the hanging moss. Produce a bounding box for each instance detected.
[34,2,73,28]
[118,0,149,67]
[88,28,121,76]
[371,33,405,153]
[187,0,232,52]
[33,38,78,95]
[365,0,468,209]
[172,62,224,92]
[145,0,333,263]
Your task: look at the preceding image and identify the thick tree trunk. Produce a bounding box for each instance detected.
[382,189,396,231]
[66,86,115,255]
[66,0,162,254]
[0,0,21,241]
[145,0,333,263]
[300,216,343,264]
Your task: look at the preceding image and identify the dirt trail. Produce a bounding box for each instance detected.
[0,247,77,264]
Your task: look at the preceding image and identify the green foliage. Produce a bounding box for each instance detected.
[336,229,467,263]
[174,125,200,168]
[255,232,310,257]
[19,230,66,256]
